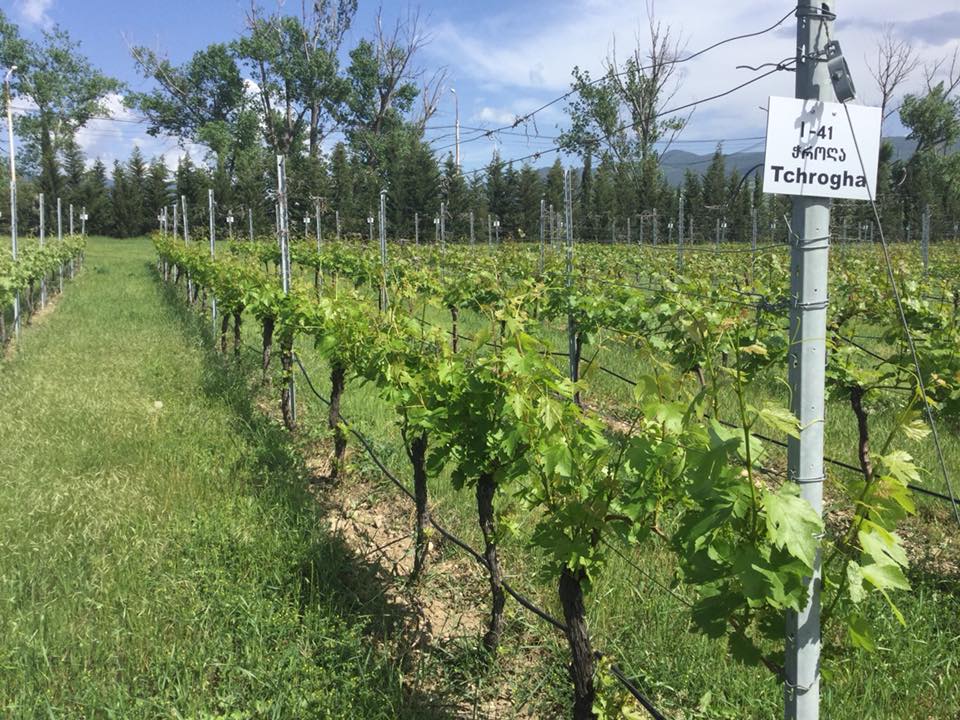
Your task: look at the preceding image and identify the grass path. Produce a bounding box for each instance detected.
[0,238,424,718]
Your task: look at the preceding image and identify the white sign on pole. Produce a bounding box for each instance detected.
[763,95,881,201]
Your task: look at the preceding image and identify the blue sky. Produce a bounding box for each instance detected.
[5,0,959,172]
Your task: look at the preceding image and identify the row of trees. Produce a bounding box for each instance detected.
[0,5,956,244]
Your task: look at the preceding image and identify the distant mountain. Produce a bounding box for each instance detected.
[536,137,943,187]
[657,136,950,186]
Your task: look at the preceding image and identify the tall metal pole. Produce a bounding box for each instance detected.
[677,192,685,271]
[5,67,20,340]
[921,204,929,275]
[451,88,460,169]
[182,195,192,301]
[564,169,579,406]
[414,212,419,245]
[181,195,190,242]
[469,210,474,245]
[539,197,546,274]
[440,201,446,251]
[39,193,46,308]
[276,155,296,425]
[785,3,833,719]
[57,197,63,292]
[209,188,217,328]
[379,189,388,310]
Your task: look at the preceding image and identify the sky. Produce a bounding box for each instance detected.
[4,0,959,173]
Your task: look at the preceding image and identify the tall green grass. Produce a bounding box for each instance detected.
[0,238,435,719]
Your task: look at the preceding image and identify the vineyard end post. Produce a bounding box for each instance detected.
[785,3,834,719]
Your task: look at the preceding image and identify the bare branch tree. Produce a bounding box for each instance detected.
[866,24,920,125]
[614,4,685,159]
[923,45,960,99]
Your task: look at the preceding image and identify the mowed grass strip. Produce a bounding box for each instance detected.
[0,238,413,719]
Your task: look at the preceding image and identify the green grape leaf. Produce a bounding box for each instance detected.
[860,562,911,592]
[876,450,921,485]
[847,614,876,651]
[858,523,908,568]
[763,486,822,569]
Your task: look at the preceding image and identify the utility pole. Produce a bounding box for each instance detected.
[450,87,460,169]
[414,212,419,244]
[469,210,474,244]
[785,3,833,719]
[5,66,20,340]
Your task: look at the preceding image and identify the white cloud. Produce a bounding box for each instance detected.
[428,0,960,149]
[476,106,517,125]
[15,0,54,29]
[74,93,205,171]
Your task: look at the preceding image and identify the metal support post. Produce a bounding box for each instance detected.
[209,188,217,330]
[379,189,388,310]
[276,155,296,427]
[785,3,833,718]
